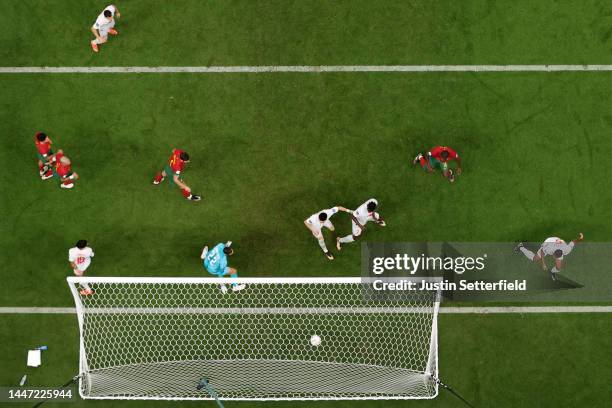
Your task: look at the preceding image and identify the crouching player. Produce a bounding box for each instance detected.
[200,241,245,293]
[153,149,201,201]
[34,132,54,180]
[69,240,94,295]
[413,146,462,182]
[336,198,386,250]
[51,150,79,189]
[515,233,584,281]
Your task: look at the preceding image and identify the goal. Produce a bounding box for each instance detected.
[67,277,440,401]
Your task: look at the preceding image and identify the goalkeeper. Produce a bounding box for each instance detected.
[200,241,245,293]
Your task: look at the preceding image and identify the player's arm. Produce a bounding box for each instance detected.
[304,219,321,237]
[336,206,352,213]
[91,26,102,41]
[573,233,584,244]
[111,5,121,17]
[455,156,462,174]
[540,255,548,271]
[425,153,434,172]
[373,212,386,226]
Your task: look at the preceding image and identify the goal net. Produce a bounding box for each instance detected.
[67,277,440,401]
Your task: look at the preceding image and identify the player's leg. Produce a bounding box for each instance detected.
[181,186,201,201]
[337,221,361,249]
[515,243,541,262]
[223,267,245,292]
[413,153,429,170]
[108,19,118,36]
[91,34,108,52]
[153,168,167,185]
[60,172,78,189]
[74,262,93,295]
[312,230,333,260]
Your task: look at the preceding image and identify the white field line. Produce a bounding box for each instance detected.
[0,306,609,314]
[1,65,612,74]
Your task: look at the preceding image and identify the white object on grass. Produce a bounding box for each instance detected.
[27,349,41,367]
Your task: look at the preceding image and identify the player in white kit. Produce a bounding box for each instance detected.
[69,240,95,295]
[336,198,386,250]
[90,4,121,53]
[304,206,351,260]
[515,233,584,280]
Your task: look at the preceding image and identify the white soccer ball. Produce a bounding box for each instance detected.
[310,335,321,346]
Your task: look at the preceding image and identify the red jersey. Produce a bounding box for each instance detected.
[53,152,71,177]
[168,149,187,175]
[429,146,458,162]
[35,133,52,155]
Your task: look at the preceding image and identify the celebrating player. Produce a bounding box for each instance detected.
[413,146,462,182]
[304,206,351,260]
[90,4,121,53]
[200,241,245,293]
[69,240,95,295]
[34,132,54,180]
[51,149,79,189]
[515,233,584,280]
[336,198,386,250]
[152,149,201,201]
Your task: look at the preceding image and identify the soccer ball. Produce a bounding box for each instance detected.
[310,334,321,346]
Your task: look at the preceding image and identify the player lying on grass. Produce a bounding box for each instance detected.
[413,146,462,182]
[336,198,386,250]
[34,132,54,180]
[50,149,79,189]
[304,206,351,260]
[69,240,94,295]
[515,233,584,281]
[152,149,201,201]
[201,241,245,293]
[90,4,121,53]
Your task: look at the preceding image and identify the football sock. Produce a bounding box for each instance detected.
[181,188,191,198]
[419,157,427,168]
[339,235,354,244]
[519,247,535,261]
[153,173,163,183]
[318,239,328,253]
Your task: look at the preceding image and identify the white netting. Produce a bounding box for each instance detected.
[67,277,439,400]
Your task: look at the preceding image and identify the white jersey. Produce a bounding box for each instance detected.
[306,207,338,233]
[69,246,95,272]
[352,198,380,226]
[539,237,574,259]
[93,5,116,31]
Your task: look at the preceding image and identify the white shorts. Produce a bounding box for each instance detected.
[351,220,364,237]
[74,258,91,272]
[98,21,115,38]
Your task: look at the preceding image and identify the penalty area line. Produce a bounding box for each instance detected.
[0,306,609,314]
[1,65,612,73]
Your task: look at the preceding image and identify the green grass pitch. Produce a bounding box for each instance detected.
[1,0,612,407]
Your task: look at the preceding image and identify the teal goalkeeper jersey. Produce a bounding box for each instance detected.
[204,243,228,275]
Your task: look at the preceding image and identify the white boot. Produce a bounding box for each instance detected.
[200,246,208,259]
[220,284,228,294]
[232,283,246,292]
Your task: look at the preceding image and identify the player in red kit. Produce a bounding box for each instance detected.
[413,146,462,182]
[51,149,79,189]
[152,149,201,201]
[34,132,54,180]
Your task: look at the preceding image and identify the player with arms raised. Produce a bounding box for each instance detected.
[200,241,245,293]
[153,149,201,201]
[90,4,121,53]
[336,198,386,250]
[515,233,584,280]
[34,132,54,180]
[69,240,95,295]
[413,146,462,182]
[304,206,351,260]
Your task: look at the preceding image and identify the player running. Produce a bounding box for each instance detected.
[515,233,584,281]
[34,132,54,180]
[69,240,95,295]
[50,149,79,189]
[304,206,351,260]
[336,198,386,250]
[152,149,201,201]
[90,4,121,53]
[413,146,462,182]
[200,241,245,293]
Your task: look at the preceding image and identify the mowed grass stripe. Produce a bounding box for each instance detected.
[2,65,612,73]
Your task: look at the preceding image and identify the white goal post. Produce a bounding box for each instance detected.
[67,276,440,401]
